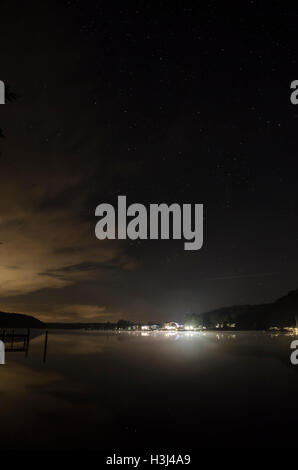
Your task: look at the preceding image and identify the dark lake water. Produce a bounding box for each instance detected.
[0,329,298,450]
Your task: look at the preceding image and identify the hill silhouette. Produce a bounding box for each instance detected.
[185,289,298,330]
[0,311,44,328]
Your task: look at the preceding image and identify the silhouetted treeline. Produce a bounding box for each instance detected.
[0,311,44,328]
[45,319,156,330]
[185,289,298,330]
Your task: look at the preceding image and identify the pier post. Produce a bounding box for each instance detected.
[43,330,48,363]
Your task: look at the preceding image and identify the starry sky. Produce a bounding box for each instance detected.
[0,0,298,323]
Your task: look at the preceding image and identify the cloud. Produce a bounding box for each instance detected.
[0,2,139,321]
[0,301,123,323]
[0,188,127,296]
[38,304,121,323]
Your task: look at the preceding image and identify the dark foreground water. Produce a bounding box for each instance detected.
[0,329,298,450]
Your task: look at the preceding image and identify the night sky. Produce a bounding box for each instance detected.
[0,1,298,323]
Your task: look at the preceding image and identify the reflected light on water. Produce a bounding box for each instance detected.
[1,329,298,450]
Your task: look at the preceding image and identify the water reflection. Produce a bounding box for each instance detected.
[0,329,298,449]
[1,329,48,361]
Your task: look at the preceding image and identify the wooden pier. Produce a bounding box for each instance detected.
[0,328,30,353]
[0,329,49,361]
